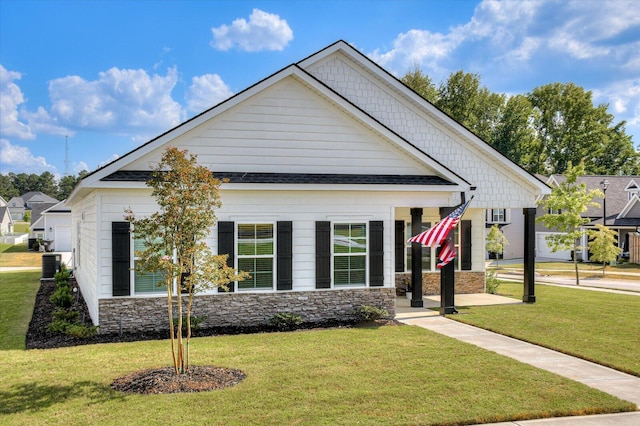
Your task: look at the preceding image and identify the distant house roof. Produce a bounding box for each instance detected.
[8,192,59,209]
[30,202,59,226]
[547,175,640,226]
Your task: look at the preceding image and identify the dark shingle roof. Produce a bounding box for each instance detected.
[102,170,454,186]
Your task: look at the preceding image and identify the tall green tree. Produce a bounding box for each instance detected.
[125,147,248,374]
[493,95,539,169]
[588,224,622,276]
[57,170,89,199]
[528,83,637,175]
[435,70,505,143]
[536,162,603,285]
[401,65,437,103]
[0,174,19,199]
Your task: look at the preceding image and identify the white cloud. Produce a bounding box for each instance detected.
[368,0,640,75]
[0,65,35,140]
[593,79,640,127]
[21,106,74,137]
[48,66,183,135]
[186,74,234,113]
[0,139,57,174]
[73,161,89,173]
[98,153,120,169]
[211,9,293,52]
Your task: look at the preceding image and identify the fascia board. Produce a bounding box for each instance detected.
[618,194,640,219]
[299,41,550,196]
[290,69,469,188]
[220,183,464,192]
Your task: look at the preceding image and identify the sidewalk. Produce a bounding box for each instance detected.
[395,296,640,425]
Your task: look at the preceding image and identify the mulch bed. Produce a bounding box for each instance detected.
[26,279,398,394]
[111,366,247,394]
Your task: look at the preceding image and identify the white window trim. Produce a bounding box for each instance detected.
[236,222,276,291]
[331,221,368,288]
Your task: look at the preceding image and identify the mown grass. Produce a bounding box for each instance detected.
[1,273,637,424]
[12,222,30,233]
[497,261,640,278]
[1,326,634,425]
[0,271,41,350]
[454,282,640,376]
[0,243,41,267]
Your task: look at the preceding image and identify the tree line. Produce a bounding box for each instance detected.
[401,67,639,176]
[0,170,89,201]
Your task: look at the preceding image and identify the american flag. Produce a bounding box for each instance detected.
[407,198,472,247]
[437,239,456,269]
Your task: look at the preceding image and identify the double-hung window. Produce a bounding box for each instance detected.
[491,209,506,223]
[133,238,167,294]
[237,224,274,290]
[333,223,367,286]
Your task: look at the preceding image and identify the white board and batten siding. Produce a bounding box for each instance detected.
[123,78,436,178]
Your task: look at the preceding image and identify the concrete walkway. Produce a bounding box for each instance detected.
[395,295,640,425]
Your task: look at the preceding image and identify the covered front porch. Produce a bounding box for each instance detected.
[393,203,537,314]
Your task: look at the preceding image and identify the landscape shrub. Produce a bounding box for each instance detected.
[172,315,207,332]
[64,323,99,338]
[486,270,501,294]
[52,307,79,323]
[269,312,303,331]
[355,305,389,322]
[50,286,73,309]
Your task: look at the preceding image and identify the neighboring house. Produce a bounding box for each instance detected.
[535,175,640,261]
[485,208,525,259]
[30,200,72,252]
[8,191,59,220]
[30,202,58,248]
[66,40,549,334]
[0,203,14,235]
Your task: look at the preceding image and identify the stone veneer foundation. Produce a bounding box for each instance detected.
[97,287,396,334]
[395,271,485,295]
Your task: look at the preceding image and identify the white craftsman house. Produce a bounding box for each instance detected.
[66,40,549,334]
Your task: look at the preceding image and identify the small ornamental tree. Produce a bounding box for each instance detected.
[486,224,508,268]
[536,161,603,285]
[125,147,248,375]
[588,224,622,276]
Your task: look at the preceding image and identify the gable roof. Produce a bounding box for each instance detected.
[30,202,58,226]
[546,174,640,225]
[69,40,549,207]
[297,41,549,202]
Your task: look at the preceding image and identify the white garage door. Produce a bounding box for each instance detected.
[536,232,572,260]
[54,225,72,252]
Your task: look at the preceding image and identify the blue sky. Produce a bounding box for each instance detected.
[1,0,639,177]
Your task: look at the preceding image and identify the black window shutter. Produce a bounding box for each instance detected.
[461,220,472,270]
[112,222,131,296]
[369,221,384,286]
[315,221,331,289]
[394,220,405,272]
[218,221,235,292]
[277,221,293,290]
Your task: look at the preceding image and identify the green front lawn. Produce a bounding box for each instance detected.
[0,274,637,424]
[0,271,40,350]
[1,326,634,425]
[454,282,640,376]
[0,243,41,267]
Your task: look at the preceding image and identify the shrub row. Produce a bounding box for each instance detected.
[47,265,98,338]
